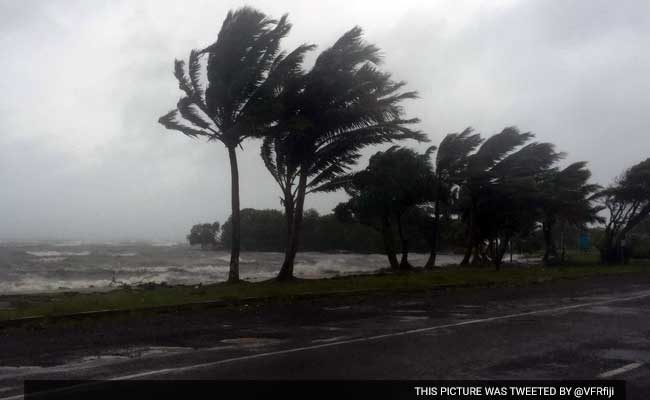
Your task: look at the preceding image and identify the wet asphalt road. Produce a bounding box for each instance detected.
[1,273,650,399]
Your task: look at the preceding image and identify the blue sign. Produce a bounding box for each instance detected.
[579,233,590,250]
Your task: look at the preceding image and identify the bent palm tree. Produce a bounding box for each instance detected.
[539,162,602,264]
[158,7,311,282]
[261,27,427,280]
[423,128,482,267]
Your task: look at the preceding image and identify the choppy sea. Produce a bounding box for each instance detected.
[0,241,479,294]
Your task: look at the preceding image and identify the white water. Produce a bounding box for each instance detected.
[0,241,530,295]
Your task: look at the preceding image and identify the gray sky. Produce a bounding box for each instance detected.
[1,0,649,241]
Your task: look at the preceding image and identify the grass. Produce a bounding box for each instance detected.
[1,260,649,322]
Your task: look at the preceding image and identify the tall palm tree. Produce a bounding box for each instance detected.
[456,127,566,266]
[456,127,533,264]
[261,27,427,280]
[158,7,311,282]
[539,162,602,264]
[423,128,482,267]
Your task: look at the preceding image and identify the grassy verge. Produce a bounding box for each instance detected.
[1,262,649,321]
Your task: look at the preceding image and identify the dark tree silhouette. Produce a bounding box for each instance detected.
[187,222,220,249]
[455,127,565,267]
[423,128,482,267]
[539,162,602,264]
[260,27,427,280]
[598,158,650,263]
[336,147,434,269]
[158,7,311,282]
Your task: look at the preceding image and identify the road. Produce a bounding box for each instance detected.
[1,273,650,398]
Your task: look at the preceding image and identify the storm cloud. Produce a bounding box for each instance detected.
[1,0,649,241]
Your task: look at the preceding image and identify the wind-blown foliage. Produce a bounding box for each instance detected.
[422,128,483,267]
[260,27,427,280]
[336,147,434,269]
[158,7,308,281]
[598,158,650,263]
[539,162,602,264]
[456,127,564,267]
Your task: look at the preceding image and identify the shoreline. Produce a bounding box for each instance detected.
[1,262,649,324]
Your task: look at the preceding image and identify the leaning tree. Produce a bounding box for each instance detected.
[455,127,565,267]
[598,158,650,263]
[422,128,482,267]
[539,162,602,264]
[261,27,427,280]
[456,127,534,265]
[158,7,312,281]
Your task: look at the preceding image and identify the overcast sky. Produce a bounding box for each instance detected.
[1,0,649,241]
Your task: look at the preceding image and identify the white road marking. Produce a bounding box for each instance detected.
[3,289,650,400]
[598,362,644,378]
[110,290,650,380]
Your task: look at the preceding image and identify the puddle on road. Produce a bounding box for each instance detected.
[600,348,650,362]
[322,306,352,311]
[311,336,351,343]
[0,366,43,378]
[392,309,427,314]
[220,337,286,348]
[397,301,426,307]
[300,325,345,331]
[395,315,430,322]
[80,346,192,361]
[583,306,641,316]
[0,346,194,379]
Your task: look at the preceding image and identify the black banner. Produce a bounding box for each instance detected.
[25,380,626,400]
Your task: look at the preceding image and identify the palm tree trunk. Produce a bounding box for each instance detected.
[494,236,510,270]
[461,205,475,265]
[283,186,295,247]
[542,219,558,264]
[227,146,240,283]
[424,199,440,268]
[277,174,308,281]
[381,215,400,269]
[396,214,412,269]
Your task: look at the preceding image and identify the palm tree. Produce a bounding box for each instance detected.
[456,127,533,264]
[158,7,312,282]
[423,128,482,267]
[261,27,427,280]
[539,162,602,264]
[457,127,566,266]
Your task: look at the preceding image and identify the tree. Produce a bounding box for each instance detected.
[539,162,602,264]
[187,222,220,249]
[598,158,650,263]
[221,208,286,251]
[261,27,427,280]
[336,147,434,269]
[158,7,311,282]
[423,128,482,267]
[456,128,563,267]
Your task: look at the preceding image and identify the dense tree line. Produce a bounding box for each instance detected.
[217,209,384,253]
[163,7,649,281]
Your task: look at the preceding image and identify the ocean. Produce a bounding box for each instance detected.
[0,241,471,294]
